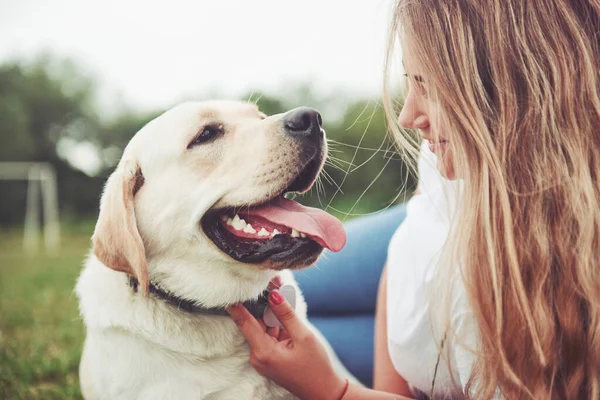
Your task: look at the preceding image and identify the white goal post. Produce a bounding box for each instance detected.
[0,162,60,254]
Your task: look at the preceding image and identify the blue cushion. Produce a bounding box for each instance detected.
[310,314,375,387]
[294,205,407,315]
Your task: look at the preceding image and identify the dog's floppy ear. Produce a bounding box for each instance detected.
[92,158,149,294]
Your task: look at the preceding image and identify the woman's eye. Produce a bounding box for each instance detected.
[416,81,428,97]
[412,78,427,97]
[187,124,224,148]
[405,74,428,98]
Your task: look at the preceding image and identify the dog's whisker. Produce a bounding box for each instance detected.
[327,160,353,172]
[327,139,393,153]
[325,142,344,153]
[253,93,265,105]
[314,177,325,208]
[349,136,393,173]
[320,171,335,186]
[323,205,374,217]
[341,152,394,222]
[328,156,356,167]
[321,170,344,194]
[319,180,327,199]
[324,161,346,174]
[321,168,337,185]
[343,100,373,131]
[326,102,377,211]
[374,164,416,215]
[328,154,352,162]
[314,176,322,194]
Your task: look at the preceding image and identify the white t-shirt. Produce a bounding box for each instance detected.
[386,144,478,398]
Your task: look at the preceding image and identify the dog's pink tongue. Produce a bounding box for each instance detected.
[246,198,346,252]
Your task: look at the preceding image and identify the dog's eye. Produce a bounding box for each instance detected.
[188,124,224,148]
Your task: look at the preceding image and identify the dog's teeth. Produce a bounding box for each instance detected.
[243,224,256,234]
[231,214,247,230]
[291,229,300,238]
[300,233,307,238]
[226,218,234,226]
[258,228,270,237]
[272,229,281,237]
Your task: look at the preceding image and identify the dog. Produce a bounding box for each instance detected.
[75,100,349,399]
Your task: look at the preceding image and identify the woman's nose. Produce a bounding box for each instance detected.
[398,94,429,130]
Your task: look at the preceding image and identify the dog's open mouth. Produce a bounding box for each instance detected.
[201,154,346,266]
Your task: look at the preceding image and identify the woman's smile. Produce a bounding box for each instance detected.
[426,139,448,154]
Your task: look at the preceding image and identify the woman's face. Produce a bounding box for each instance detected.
[398,46,456,180]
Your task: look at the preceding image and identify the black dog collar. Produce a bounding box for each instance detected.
[127,276,271,318]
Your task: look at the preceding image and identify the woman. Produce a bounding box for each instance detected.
[227,0,600,398]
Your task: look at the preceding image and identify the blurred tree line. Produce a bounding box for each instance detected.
[0,55,416,227]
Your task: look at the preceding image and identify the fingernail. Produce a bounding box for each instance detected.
[269,290,284,305]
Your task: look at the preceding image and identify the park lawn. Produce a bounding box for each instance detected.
[0,225,93,399]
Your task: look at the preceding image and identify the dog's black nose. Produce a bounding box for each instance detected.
[283,107,323,141]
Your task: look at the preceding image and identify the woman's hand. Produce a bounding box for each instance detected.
[226,288,348,400]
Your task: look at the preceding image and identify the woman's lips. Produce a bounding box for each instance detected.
[427,139,448,153]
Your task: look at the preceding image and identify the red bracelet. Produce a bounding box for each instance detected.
[336,379,350,400]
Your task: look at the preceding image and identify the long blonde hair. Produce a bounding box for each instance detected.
[384,1,600,398]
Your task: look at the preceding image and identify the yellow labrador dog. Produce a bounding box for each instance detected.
[76,101,348,400]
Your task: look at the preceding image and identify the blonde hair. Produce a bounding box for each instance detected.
[384,1,600,398]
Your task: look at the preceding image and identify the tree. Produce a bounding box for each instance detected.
[0,58,415,225]
[0,56,103,223]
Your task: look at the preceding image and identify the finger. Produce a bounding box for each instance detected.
[268,275,282,290]
[266,326,280,338]
[226,304,273,351]
[278,329,290,341]
[268,290,311,340]
[258,319,268,332]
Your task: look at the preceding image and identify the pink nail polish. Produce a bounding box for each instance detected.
[269,290,284,305]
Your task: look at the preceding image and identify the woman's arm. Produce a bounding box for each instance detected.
[374,265,412,395]
[344,384,412,399]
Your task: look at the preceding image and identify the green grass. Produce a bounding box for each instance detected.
[0,225,93,399]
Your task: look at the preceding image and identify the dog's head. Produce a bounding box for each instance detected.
[91,101,346,295]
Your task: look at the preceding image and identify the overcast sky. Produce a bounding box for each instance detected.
[1,0,395,112]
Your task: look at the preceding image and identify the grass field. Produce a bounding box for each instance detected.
[0,223,94,399]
